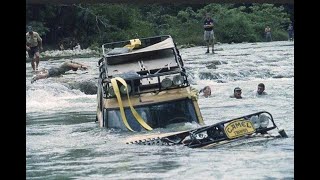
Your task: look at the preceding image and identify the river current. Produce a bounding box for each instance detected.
[26,41,294,179]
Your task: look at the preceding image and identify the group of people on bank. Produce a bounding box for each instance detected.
[199,83,267,99]
[203,13,294,52]
[264,23,294,42]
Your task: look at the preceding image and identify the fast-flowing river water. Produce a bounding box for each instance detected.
[26,41,294,179]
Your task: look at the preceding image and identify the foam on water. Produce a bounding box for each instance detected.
[26,41,294,179]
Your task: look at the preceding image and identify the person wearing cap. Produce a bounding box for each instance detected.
[230,87,242,99]
[199,86,212,98]
[26,26,43,71]
[31,61,88,83]
[257,83,267,95]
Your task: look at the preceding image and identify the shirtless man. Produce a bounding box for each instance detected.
[31,61,88,83]
[26,26,43,71]
[265,25,272,42]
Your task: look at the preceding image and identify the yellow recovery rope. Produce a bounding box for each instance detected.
[111,77,153,132]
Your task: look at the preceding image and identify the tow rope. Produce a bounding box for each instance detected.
[111,77,153,132]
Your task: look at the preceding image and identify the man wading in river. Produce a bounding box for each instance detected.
[26,26,43,71]
[203,13,215,54]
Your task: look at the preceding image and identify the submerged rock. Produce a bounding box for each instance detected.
[216,79,227,83]
[68,80,98,94]
[206,64,217,69]
[199,72,219,80]
[215,48,224,51]
[210,60,228,65]
[272,75,284,79]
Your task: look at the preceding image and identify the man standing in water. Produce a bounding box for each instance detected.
[203,13,215,54]
[26,26,43,71]
[265,25,272,42]
[31,61,88,83]
[287,23,294,41]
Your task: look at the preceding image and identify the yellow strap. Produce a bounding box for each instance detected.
[188,86,199,100]
[124,44,135,50]
[114,77,153,131]
[111,78,134,132]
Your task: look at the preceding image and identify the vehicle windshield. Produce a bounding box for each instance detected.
[106,98,198,131]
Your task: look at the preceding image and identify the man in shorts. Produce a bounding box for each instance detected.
[203,13,215,54]
[26,26,43,71]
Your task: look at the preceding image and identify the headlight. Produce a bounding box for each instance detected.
[120,84,132,95]
[161,77,172,88]
[259,113,270,128]
[250,115,260,129]
[173,75,184,85]
[108,86,115,97]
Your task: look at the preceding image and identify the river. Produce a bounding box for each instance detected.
[26,41,294,179]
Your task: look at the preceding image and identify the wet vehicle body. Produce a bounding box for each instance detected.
[126,111,288,148]
[96,35,287,147]
[96,35,204,132]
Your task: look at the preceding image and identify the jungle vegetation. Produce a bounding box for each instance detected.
[26,3,294,50]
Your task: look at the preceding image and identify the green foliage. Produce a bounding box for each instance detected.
[215,11,257,43]
[88,42,102,53]
[26,21,50,36]
[26,3,293,49]
[272,29,289,41]
[247,4,291,41]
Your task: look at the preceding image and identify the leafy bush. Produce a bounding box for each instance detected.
[26,3,293,48]
[215,12,257,43]
[26,21,50,36]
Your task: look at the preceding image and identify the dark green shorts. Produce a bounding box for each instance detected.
[27,46,39,58]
